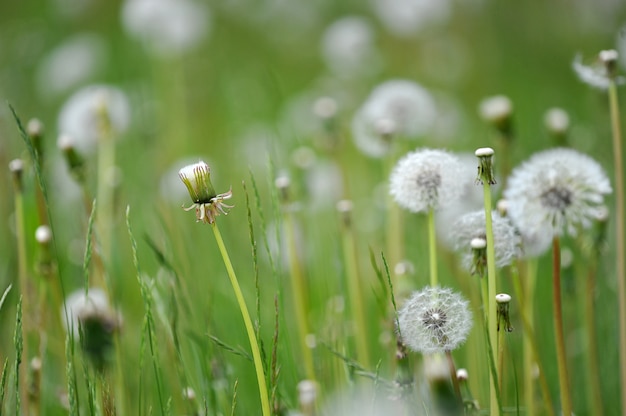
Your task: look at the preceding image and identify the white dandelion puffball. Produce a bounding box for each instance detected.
[61,288,111,336]
[36,33,106,98]
[57,85,131,154]
[352,80,437,158]
[398,286,472,354]
[504,148,612,238]
[390,148,465,213]
[572,53,625,90]
[121,0,209,58]
[451,210,522,271]
[371,0,451,37]
[321,16,380,78]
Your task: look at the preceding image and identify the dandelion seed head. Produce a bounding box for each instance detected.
[58,85,131,155]
[321,16,380,78]
[352,80,437,158]
[503,148,612,238]
[451,210,521,271]
[572,53,625,90]
[390,148,464,213]
[121,0,210,58]
[398,286,472,354]
[61,288,112,336]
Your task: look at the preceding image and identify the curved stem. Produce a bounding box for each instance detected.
[211,223,271,416]
[552,237,572,416]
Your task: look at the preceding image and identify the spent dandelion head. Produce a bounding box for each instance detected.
[352,80,437,158]
[573,50,625,90]
[451,210,521,272]
[398,286,472,354]
[479,95,513,134]
[475,147,496,185]
[544,107,570,136]
[503,148,612,238]
[495,293,513,332]
[179,161,232,224]
[389,148,464,213]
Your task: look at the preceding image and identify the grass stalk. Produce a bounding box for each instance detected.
[551,237,572,415]
[427,208,438,288]
[608,80,626,416]
[210,222,271,416]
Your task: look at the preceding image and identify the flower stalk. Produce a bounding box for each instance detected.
[552,237,572,416]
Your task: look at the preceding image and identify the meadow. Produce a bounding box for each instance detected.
[1,0,626,415]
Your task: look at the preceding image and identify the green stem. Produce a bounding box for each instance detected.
[283,210,316,380]
[13,181,30,416]
[608,80,626,416]
[584,260,604,416]
[552,237,572,416]
[511,262,555,416]
[427,208,438,288]
[211,223,271,416]
[340,214,371,368]
[482,181,500,415]
[96,110,116,289]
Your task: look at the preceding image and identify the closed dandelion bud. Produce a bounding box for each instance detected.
[57,134,86,183]
[398,286,472,354]
[479,95,513,135]
[474,147,496,185]
[179,161,233,224]
[503,148,612,238]
[495,293,513,332]
[9,159,24,192]
[389,148,465,213]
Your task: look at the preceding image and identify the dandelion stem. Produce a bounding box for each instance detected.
[482,180,500,416]
[608,79,626,416]
[339,208,371,368]
[428,208,438,288]
[211,222,271,416]
[552,237,572,416]
[283,209,316,380]
[584,259,604,416]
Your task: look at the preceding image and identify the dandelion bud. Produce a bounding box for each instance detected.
[297,379,318,415]
[544,108,570,137]
[496,293,513,332]
[58,134,87,183]
[479,95,513,135]
[599,49,619,78]
[336,199,353,228]
[179,161,232,224]
[456,368,468,381]
[474,147,496,185]
[398,286,473,354]
[9,159,24,192]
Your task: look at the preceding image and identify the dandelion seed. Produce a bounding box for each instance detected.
[179,161,232,224]
[352,80,437,158]
[451,210,521,271]
[503,148,612,238]
[398,286,472,354]
[389,148,464,213]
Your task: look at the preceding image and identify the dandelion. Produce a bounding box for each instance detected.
[352,80,437,158]
[389,148,464,213]
[320,16,380,78]
[544,107,570,136]
[451,210,521,272]
[398,286,472,354]
[121,0,210,58]
[179,161,233,224]
[479,95,513,128]
[573,50,625,90]
[57,84,131,154]
[371,0,451,37]
[503,147,612,238]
